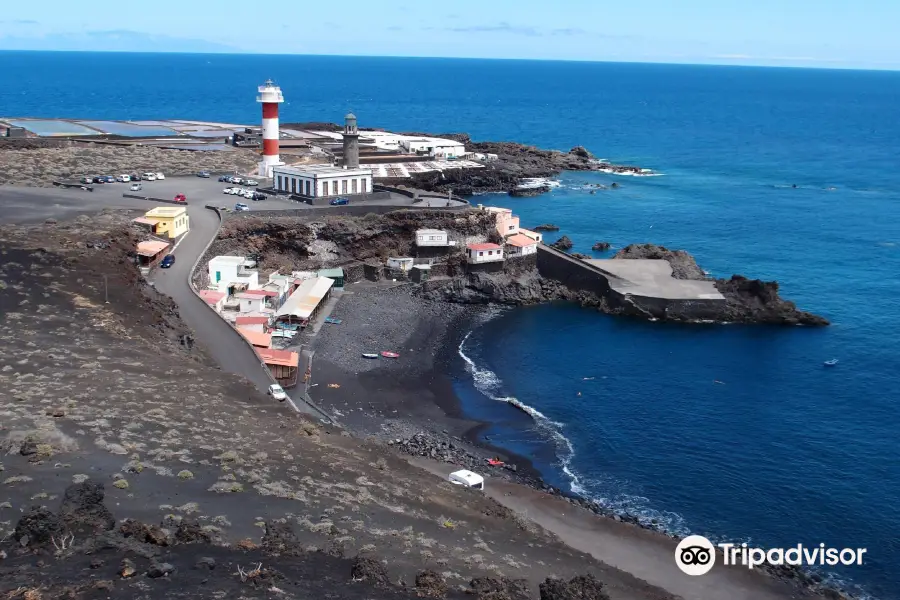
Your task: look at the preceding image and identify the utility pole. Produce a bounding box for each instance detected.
[103,274,109,304]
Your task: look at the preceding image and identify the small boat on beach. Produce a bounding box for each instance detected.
[824,359,839,367]
[381,351,400,359]
[324,316,342,324]
[362,353,379,359]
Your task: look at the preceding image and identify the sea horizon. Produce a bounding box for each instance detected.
[3,48,900,73]
[2,51,899,599]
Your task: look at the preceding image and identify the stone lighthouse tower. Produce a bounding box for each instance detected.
[342,112,360,169]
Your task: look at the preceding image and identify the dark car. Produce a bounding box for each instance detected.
[197,171,210,178]
[252,192,267,201]
[218,175,230,182]
[104,175,116,183]
[92,176,105,184]
[160,255,175,268]
[129,173,141,183]
[330,197,350,206]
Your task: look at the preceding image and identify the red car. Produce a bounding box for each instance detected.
[174,193,187,203]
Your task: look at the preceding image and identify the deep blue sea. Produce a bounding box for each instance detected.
[2,51,899,598]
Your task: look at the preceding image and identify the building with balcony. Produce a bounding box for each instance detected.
[208,256,259,294]
[505,233,539,257]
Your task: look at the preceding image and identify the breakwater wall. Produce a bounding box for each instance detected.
[225,204,470,221]
[536,245,726,321]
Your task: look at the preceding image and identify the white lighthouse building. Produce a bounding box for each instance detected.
[256,79,285,178]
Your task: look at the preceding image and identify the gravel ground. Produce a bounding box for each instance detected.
[0,143,260,187]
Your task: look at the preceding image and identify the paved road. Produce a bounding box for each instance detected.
[1,178,325,416]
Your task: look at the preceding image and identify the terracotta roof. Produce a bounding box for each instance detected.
[240,289,278,297]
[235,292,268,300]
[235,316,270,326]
[198,290,226,305]
[467,243,502,251]
[257,348,299,368]
[237,327,272,348]
[506,234,538,247]
[136,240,170,257]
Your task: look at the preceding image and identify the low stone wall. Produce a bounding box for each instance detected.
[226,204,470,221]
[536,246,612,297]
[342,262,365,284]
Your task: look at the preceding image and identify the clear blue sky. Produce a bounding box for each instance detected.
[1,0,897,69]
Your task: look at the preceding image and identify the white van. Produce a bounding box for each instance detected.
[142,172,157,181]
[116,174,130,182]
[449,470,484,490]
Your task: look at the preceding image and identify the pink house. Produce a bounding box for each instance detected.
[198,290,226,313]
[483,206,520,237]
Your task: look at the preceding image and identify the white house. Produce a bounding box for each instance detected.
[505,233,538,257]
[519,228,543,244]
[466,243,504,264]
[208,256,259,294]
[415,229,451,247]
[399,137,466,158]
[387,257,415,272]
[235,291,275,314]
[272,164,373,198]
[234,315,270,333]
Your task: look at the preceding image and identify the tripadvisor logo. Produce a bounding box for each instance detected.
[675,535,868,576]
[675,535,716,576]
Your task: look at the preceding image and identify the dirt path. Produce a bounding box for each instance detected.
[409,458,824,600]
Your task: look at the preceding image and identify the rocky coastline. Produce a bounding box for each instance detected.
[405,136,649,196]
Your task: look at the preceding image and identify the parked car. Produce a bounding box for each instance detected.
[155,172,166,180]
[92,176,106,184]
[130,182,143,191]
[129,173,141,183]
[231,176,244,185]
[197,171,210,178]
[116,174,130,183]
[173,193,187,203]
[218,175,230,182]
[244,179,259,186]
[160,255,175,268]
[80,176,93,185]
[142,173,156,181]
[330,197,350,206]
[234,202,250,211]
[252,192,267,201]
[103,175,116,183]
[268,384,287,402]
[242,190,255,199]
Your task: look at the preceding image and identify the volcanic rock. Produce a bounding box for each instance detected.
[119,519,171,546]
[569,146,593,159]
[533,224,560,231]
[58,481,116,535]
[509,185,551,197]
[14,507,64,548]
[550,236,573,251]
[539,574,610,600]
[415,570,448,597]
[592,242,611,251]
[613,243,706,280]
[350,556,390,586]
[470,577,532,600]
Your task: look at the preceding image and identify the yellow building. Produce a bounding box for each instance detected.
[142,206,190,239]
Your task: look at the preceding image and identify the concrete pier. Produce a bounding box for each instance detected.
[536,245,726,320]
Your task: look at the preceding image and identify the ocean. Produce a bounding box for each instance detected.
[2,51,899,598]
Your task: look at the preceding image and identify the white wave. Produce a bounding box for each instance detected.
[458,331,584,494]
[596,167,664,177]
[516,177,562,190]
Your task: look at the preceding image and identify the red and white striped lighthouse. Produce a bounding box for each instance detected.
[256,79,284,177]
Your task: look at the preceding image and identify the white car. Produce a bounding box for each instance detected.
[268,384,287,402]
[242,190,255,199]
[234,202,250,212]
[155,172,165,180]
[245,179,259,186]
[130,182,143,191]
[142,172,156,181]
[223,187,236,194]
[116,174,130,182]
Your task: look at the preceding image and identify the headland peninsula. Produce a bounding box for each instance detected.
[0,122,844,600]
